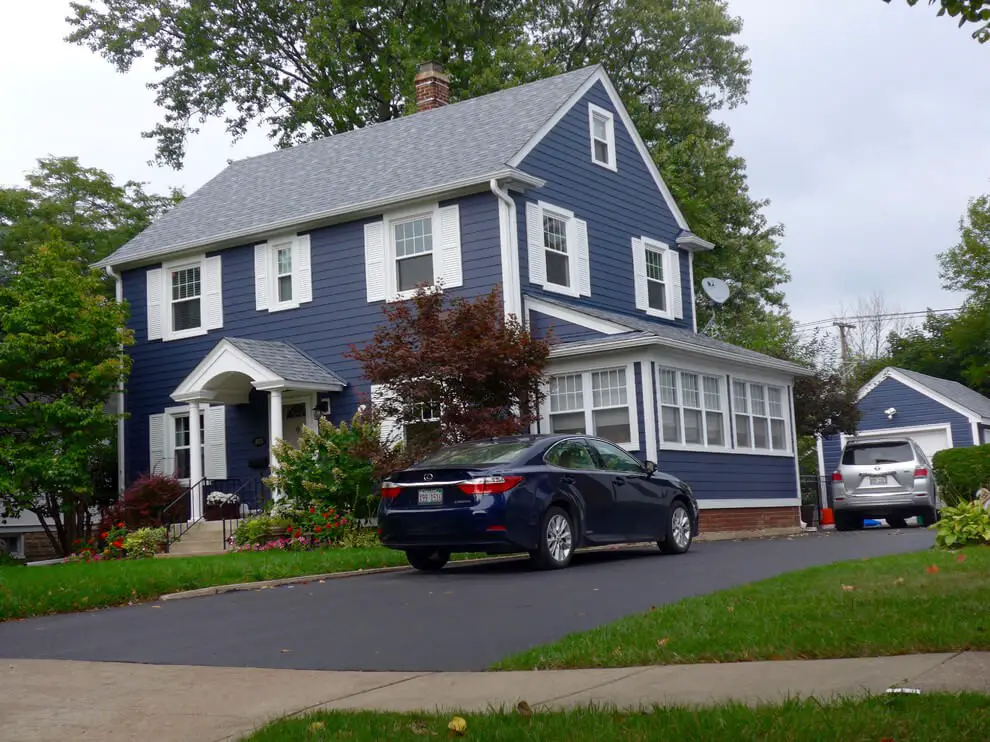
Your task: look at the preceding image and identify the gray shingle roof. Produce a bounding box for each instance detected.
[529,294,811,375]
[226,338,346,388]
[893,367,990,419]
[101,66,600,268]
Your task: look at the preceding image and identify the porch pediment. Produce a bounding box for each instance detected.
[171,337,346,404]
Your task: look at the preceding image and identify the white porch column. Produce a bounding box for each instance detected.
[269,389,284,500]
[188,400,203,521]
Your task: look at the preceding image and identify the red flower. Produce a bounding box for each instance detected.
[341,518,347,525]
[294,529,302,537]
[117,522,125,528]
[322,513,330,519]
[100,532,109,540]
[112,540,124,549]
[314,525,322,533]
[286,526,294,534]
[309,507,316,514]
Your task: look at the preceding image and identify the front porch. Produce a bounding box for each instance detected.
[163,337,347,523]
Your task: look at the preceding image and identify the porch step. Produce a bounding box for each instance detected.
[167,520,229,557]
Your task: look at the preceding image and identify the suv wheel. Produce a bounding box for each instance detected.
[406,549,450,572]
[530,505,574,570]
[835,512,864,531]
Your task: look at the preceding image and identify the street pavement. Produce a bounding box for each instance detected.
[0,527,934,671]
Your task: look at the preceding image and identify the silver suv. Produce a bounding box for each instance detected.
[832,437,939,531]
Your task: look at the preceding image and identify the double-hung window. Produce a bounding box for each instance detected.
[547,367,636,448]
[632,237,682,320]
[274,243,293,304]
[588,103,617,170]
[394,216,434,292]
[173,411,205,481]
[733,381,789,451]
[526,201,590,298]
[255,234,312,312]
[404,399,441,448]
[543,211,570,289]
[658,368,726,448]
[147,254,222,342]
[645,244,667,313]
[170,265,202,333]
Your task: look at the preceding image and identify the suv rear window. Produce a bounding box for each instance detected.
[841,442,914,466]
[414,440,531,467]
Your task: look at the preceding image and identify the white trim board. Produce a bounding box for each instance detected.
[697,498,799,510]
[507,66,701,240]
[857,367,990,423]
[525,296,631,336]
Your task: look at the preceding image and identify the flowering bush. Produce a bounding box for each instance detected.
[206,491,240,506]
[70,521,128,562]
[238,536,309,552]
[292,506,350,546]
[232,514,296,547]
[123,527,167,558]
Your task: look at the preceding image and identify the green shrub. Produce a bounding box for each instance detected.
[265,411,387,519]
[931,499,990,548]
[122,527,166,558]
[233,515,295,547]
[932,444,990,506]
[0,550,26,567]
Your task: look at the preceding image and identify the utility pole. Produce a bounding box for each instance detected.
[833,321,855,377]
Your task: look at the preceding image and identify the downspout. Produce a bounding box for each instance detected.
[105,265,126,497]
[490,179,523,321]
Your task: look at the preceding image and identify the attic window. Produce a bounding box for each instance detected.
[588,103,616,170]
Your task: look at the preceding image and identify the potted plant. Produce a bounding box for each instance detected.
[204,491,240,521]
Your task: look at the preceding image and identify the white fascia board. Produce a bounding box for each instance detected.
[507,66,691,233]
[524,296,632,335]
[100,169,544,271]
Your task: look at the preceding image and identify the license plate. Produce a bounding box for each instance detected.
[417,488,444,505]
[869,475,887,486]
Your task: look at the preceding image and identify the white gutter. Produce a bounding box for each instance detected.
[490,178,523,320]
[105,265,127,496]
[98,168,546,271]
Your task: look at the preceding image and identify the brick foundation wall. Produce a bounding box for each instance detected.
[699,506,800,534]
[23,531,61,561]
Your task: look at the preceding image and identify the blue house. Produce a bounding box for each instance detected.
[819,366,990,483]
[99,63,810,532]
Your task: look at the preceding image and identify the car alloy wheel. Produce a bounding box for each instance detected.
[531,505,574,570]
[406,549,450,572]
[659,502,693,554]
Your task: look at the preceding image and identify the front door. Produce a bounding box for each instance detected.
[281,394,315,448]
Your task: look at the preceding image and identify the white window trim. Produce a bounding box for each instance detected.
[1,533,25,559]
[643,238,675,320]
[270,237,300,311]
[537,201,581,298]
[731,377,791,454]
[588,103,617,171]
[162,256,208,342]
[543,363,640,451]
[164,405,205,485]
[386,203,441,302]
[657,366,730,452]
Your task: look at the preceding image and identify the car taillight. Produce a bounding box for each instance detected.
[914,468,928,478]
[457,475,524,496]
[831,472,842,482]
[380,482,401,499]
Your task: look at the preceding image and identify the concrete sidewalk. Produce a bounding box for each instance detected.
[2,653,988,742]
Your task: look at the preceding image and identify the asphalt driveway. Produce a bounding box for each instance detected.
[0,528,934,671]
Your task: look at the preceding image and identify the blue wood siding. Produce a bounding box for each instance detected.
[121,191,502,482]
[528,310,607,343]
[820,376,975,475]
[514,81,692,330]
[659,451,798,502]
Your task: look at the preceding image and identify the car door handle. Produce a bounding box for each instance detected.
[561,475,575,484]
[613,476,626,485]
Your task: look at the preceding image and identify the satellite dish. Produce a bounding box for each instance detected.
[701,277,730,305]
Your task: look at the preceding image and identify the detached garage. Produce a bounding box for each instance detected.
[819,367,990,482]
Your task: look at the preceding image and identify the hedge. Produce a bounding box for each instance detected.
[932,444,990,505]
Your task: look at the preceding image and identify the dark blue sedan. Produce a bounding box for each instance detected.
[378,434,699,571]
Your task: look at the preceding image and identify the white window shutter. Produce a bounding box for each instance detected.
[203,256,223,330]
[146,269,163,341]
[436,205,463,288]
[204,405,227,479]
[668,249,683,319]
[149,413,166,475]
[295,234,313,304]
[364,221,387,302]
[371,385,399,448]
[574,218,590,296]
[632,238,648,311]
[254,243,269,311]
[526,202,545,286]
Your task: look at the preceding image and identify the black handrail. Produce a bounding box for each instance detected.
[162,476,208,552]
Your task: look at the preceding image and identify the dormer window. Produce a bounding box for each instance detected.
[588,103,616,171]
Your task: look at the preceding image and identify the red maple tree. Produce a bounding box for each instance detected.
[348,286,552,457]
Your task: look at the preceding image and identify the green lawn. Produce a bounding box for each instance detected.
[247,695,990,741]
[496,546,990,670]
[0,547,413,620]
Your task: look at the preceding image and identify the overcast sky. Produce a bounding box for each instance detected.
[1,0,987,329]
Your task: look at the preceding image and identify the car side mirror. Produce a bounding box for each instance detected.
[644,460,657,476]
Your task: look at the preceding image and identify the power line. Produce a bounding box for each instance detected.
[794,306,962,330]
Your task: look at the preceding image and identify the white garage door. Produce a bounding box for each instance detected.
[849,426,951,462]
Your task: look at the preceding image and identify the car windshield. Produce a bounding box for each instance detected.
[842,442,914,466]
[413,440,531,467]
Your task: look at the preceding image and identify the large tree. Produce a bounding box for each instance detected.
[67,0,788,340]
[883,0,990,42]
[0,242,133,555]
[348,286,551,459]
[939,194,990,298]
[0,156,182,279]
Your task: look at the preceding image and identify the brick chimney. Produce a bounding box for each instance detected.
[414,62,450,112]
